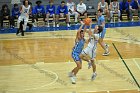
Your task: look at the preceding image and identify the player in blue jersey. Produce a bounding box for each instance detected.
[34,1,45,23]
[56,1,70,27]
[97,9,110,56]
[68,22,86,84]
[46,0,56,27]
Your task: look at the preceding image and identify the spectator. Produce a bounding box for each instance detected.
[56,1,70,27]
[67,0,78,24]
[76,0,87,21]
[130,0,140,21]
[29,2,36,27]
[46,0,55,27]
[110,0,121,22]
[11,3,20,27]
[34,0,46,23]
[0,4,12,30]
[98,0,110,20]
[119,0,130,21]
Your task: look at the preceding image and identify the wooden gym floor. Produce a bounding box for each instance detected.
[0,27,140,93]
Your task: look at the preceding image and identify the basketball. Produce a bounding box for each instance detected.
[84,18,92,25]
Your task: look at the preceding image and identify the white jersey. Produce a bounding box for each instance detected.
[67,2,75,12]
[81,30,99,59]
[20,5,30,16]
[77,3,86,13]
[99,2,108,10]
[111,2,119,11]
[87,31,99,49]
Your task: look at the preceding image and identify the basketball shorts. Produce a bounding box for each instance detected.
[72,52,82,63]
[81,47,96,60]
[99,28,106,39]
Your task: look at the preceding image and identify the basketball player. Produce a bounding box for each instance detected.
[97,9,110,56]
[69,21,87,84]
[98,0,110,20]
[80,25,103,80]
[110,0,121,23]
[16,0,31,36]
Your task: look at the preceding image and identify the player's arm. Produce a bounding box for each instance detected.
[110,3,112,10]
[89,25,98,39]
[98,3,101,10]
[74,3,77,11]
[106,3,109,10]
[117,2,119,10]
[29,6,32,15]
[20,5,23,13]
[76,21,85,41]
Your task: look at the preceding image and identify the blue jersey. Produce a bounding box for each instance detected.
[34,5,45,14]
[97,15,105,28]
[130,0,140,9]
[72,39,85,54]
[98,15,106,38]
[56,5,68,15]
[46,5,55,14]
[12,7,20,17]
[119,1,129,11]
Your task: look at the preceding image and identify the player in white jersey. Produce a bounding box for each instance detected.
[16,0,31,36]
[67,0,78,23]
[110,0,121,22]
[98,0,110,20]
[80,25,103,80]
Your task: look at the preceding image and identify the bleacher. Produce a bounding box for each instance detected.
[0,0,139,29]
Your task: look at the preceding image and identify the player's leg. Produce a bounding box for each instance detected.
[46,13,50,27]
[68,12,71,23]
[74,11,78,23]
[52,14,55,27]
[56,14,59,27]
[130,9,134,21]
[138,9,140,21]
[80,47,92,69]
[89,50,97,80]
[110,10,114,23]
[65,14,70,27]
[16,16,22,35]
[22,18,28,36]
[69,52,82,84]
[83,11,87,19]
[98,28,110,56]
[77,11,81,22]
[91,58,97,80]
[118,10,121,22]
[0,16,4,30]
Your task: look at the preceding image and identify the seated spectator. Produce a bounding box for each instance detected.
[0,4,12,30]
[130,0,140,21]
[29,2,36,27]
[34,0,45,23]
[11,3,20,27]
[119,0,130,21]
[46,0,55,27]
[67,0,78,24]
[110,0,121,22]
[98,0,110,20]
[76,0,87,21]
[56,1,70,27]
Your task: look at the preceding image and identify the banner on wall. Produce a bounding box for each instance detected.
[11,0,21,4]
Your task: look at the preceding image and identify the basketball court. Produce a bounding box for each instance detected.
[0,26,140,93]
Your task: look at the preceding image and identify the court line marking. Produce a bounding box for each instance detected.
[133,58,140,71]
[6,69,58,92]
[81,89,139,93]
[112,43,140,89]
